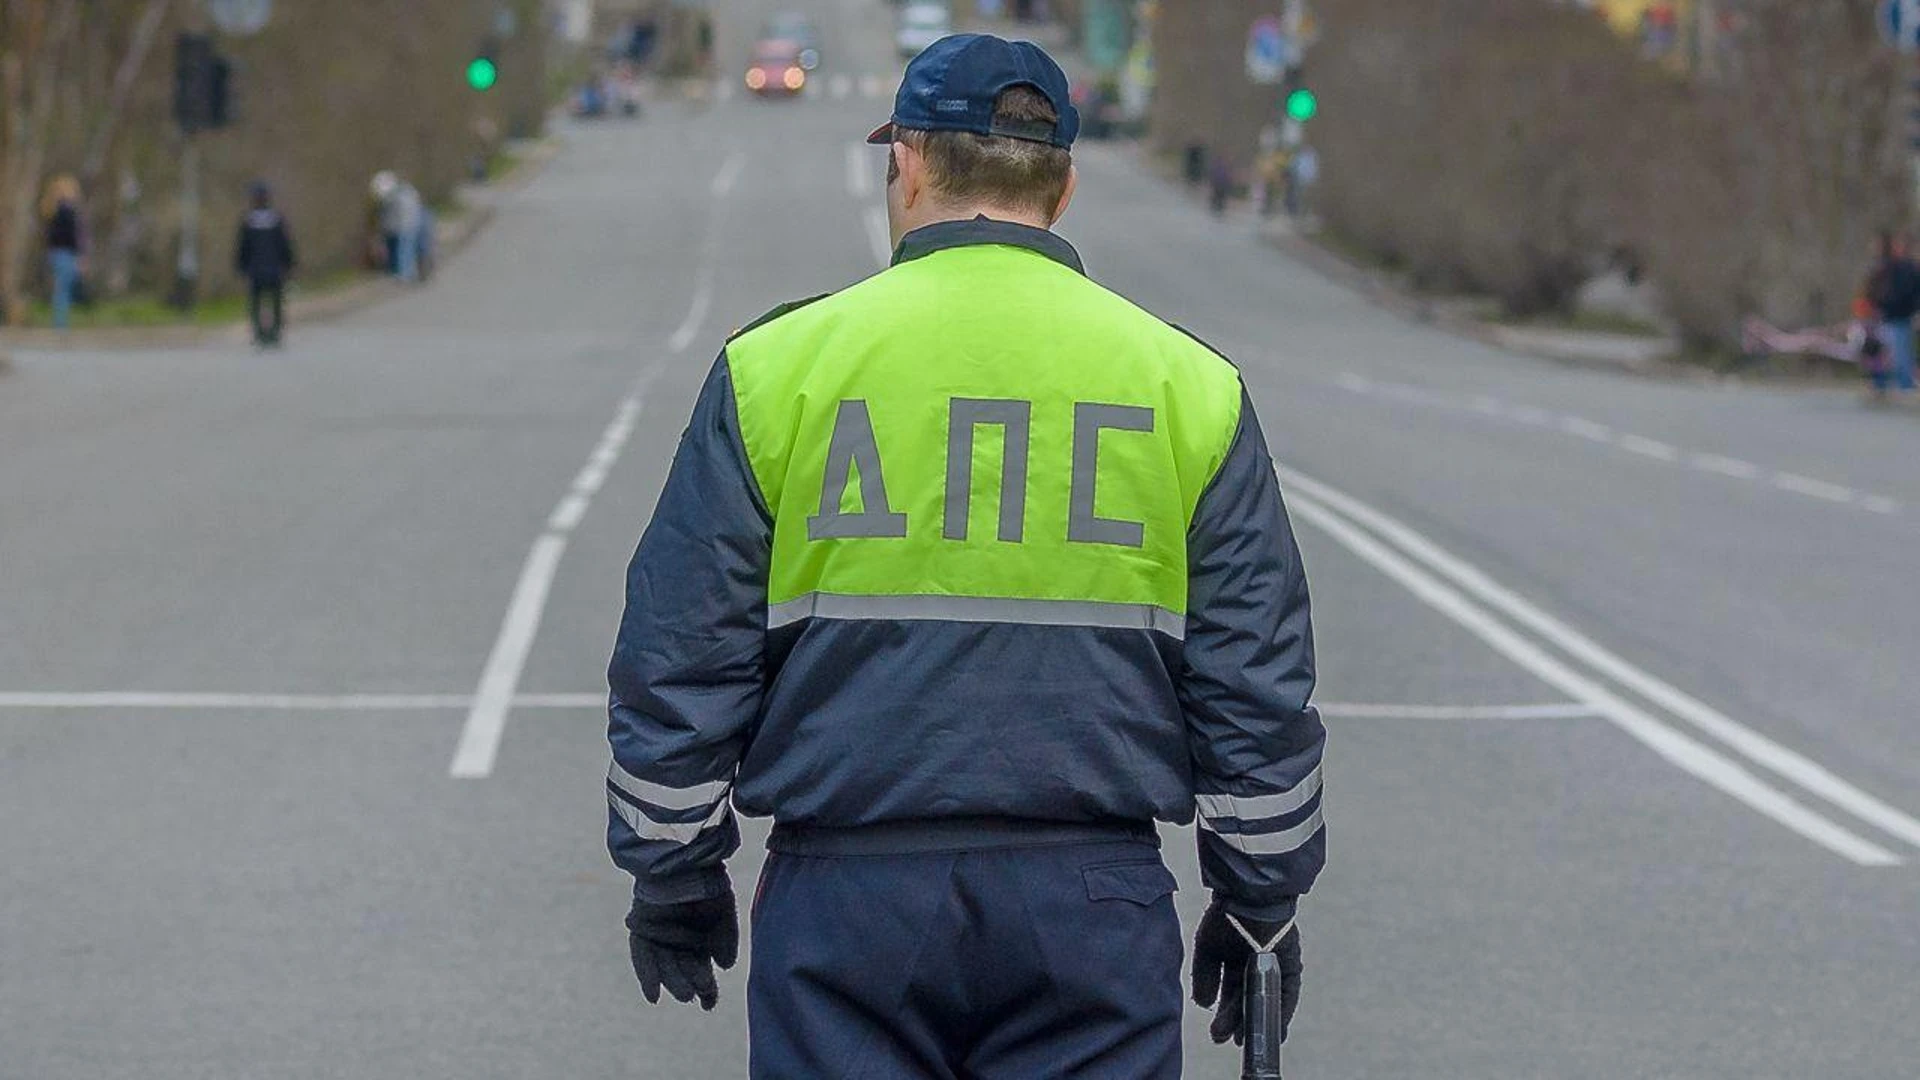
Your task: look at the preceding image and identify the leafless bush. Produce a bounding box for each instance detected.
[1315,0,1658,316]
[1305,0,1906,346]
[1636,0,1907,348]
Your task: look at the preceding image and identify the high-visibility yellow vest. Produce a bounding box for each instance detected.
[726,239,1245,637]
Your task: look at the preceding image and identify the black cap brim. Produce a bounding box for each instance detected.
[865,121,895,145]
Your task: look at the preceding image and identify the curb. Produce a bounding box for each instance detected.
[0,134,560,352]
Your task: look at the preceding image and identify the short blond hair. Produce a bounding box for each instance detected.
[41,175,80,220]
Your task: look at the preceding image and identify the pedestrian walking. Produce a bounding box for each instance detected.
[1207,149,1234,217]
[234,181,296,348]
[1866,231,1919,392]
[41,176,85,330]
[371,171,424,282]
[606,34,1325,1079]
[1289,144,1320,219]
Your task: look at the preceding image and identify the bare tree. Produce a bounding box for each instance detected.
[0,0,81,323]
[80,0,171,188]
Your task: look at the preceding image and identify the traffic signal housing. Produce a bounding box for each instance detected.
[174,33,233,132]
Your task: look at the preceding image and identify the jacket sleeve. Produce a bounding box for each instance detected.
[606,352,771,904]
[1179,389,1326,922]
[278,222,296,273]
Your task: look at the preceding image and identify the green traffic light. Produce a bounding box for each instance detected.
[467,56,499,91]
[1285,88,1318,123]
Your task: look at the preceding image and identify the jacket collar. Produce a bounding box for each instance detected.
[891,215,1085,275]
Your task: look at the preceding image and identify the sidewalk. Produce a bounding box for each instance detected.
[1260,217,1680,375]
[0,135,561,356]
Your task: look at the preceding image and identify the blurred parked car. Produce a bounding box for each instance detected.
[1071,82,1124,140]
[896,2,952,59]
[745,39,809,97]
[765,12,821,71]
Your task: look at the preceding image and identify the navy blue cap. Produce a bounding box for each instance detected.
[866,34,1079,149]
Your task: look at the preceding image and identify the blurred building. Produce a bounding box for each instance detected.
[554,0,596,45]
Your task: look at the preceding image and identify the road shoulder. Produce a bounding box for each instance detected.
[0,135,563,354]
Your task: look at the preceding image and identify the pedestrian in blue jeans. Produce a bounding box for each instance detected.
[42,176,84,330]
[1867,232,1920,392]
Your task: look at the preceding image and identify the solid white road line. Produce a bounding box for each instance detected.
[1317,703,1600,720]
[0,692,1594,721]
[450,534,569,778]
[513,693,607,709]
[0,692,476,710]
[1284,485,1900,866]
[0,692,608,711]
[1861,495,1901,515]
[864,205,892,269]
[1279,464,1920,855]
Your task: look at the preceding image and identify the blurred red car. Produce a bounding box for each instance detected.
[745,40,808,97]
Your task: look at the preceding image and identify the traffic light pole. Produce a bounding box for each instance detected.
[1280,0,1306,149]
[169,133,201,310]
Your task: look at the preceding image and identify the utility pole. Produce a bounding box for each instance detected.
[168,31,214,310]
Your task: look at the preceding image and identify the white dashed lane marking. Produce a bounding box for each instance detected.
[1334,375,1903,516]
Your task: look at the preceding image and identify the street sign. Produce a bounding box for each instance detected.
[493,3,520,39]
[203,0,272,36]
[1884,0,1920,51]
[1246,15,1289,84]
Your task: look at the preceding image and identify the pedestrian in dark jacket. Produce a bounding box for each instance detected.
[1866,231,1919,392]
[235,181,295,347]
[42,175,84,330]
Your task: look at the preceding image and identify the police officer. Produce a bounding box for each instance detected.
[608,34,1325,1078]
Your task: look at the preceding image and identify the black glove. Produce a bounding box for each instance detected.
[626,892,739,1011]
[1190,896,1302,1046]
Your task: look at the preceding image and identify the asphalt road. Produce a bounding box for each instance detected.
[4,1,1918,1076]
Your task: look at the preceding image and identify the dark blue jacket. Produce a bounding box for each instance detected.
[607,221,1324,921]
[235,208,295,283]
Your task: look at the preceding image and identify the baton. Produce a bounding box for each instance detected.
[1226,914,1294,1080]
[1240,949,1285,1079]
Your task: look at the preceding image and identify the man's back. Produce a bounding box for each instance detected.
[718,221,1248,829]
[236,208,293,280]
[609,36,1322,1077]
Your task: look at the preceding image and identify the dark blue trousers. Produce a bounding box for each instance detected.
[747,840,1183,1079]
